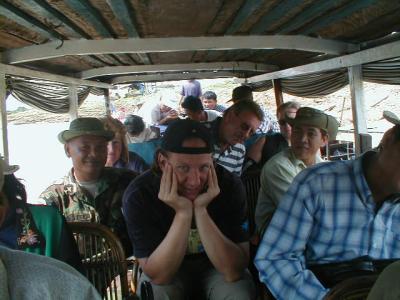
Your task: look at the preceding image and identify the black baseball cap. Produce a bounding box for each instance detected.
[161,119,212,154]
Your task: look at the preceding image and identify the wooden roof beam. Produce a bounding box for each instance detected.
[63,0,115,38]
[0,1,60,40]
[22,0,91,38]
[111,71,242,84]
[105,0,151,64]
[300,0,379,35]
[276,0,339,34]
[79,61,278,79]
[1,63,112,89]
[226,0,265,34]
[3,35,357,64]
[239,40,400,83]
[250,0,304,34]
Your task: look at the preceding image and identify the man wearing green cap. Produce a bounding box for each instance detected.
[39,117,137,255]
[255,111,400,300]
[255,107,338,236]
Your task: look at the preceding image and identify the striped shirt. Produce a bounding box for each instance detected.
[212,143,246,176]
[255,151,400,300]
[257,105,280,134]
[206,117,246,176]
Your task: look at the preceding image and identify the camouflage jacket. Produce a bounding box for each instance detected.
[39,167,137,255]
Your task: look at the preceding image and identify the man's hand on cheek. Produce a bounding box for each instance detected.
[193,166,220,209]
[158,164,193,213]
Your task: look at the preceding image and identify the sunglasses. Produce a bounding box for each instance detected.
[278,116,295,126]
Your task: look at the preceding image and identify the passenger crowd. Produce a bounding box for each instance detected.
[0,80,399,300]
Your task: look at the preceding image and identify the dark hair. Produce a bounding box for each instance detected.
[224,100,264,122]
[231,85,253,102]
[203,91,217,100]
[394,124,400,141]
[124,115,145,136]
[181,96,204,112]
[3,174,27,205]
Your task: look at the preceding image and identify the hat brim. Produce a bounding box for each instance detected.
[4,164,19,175]
[383,111,400,125]
[286,116,338,141]
[58,130,114,144]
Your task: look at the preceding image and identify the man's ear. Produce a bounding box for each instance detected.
[64,144,71,158]
[321,133,329,148]
[157,152,168,172]
[380,126,396,149]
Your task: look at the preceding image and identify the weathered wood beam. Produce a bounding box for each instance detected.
[301,0,379,35]
[226,0,265,34]
[104,89,111,116]
[80,61,278,79]
[250,0,304,34]
[63,0,115,38]
[0,63,112,88]
[0,1,60,39]
[111,71,241,84]
[105,0,151,64]
[3,36,357,64]
[273,79,284,108]
[348,65,368,155]
[241,40,399,83]
[23,0,91,38]
[68,84,78,120]
[276,0,339,34]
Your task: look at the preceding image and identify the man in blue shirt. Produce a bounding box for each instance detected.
[255,111,400,300]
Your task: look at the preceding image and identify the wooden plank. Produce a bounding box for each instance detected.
[0,1,60,40]
[301,0,379,35]
[22,0,90,38]
[276,0,340,34]
[104,89,111,116]
[105,0,151,65]
[105,0,139,37]
[63,0,115,38]
[272,79,284,107]
[0,63,112,88]
[107,2,151,64]
[348,65,368,156]
[68,84,78,120]
[226,0,265,34]
[80,61,278,79]
[242,40,400,83]
[3,36,356,64]
[111,71,242,84]
[0,68,8,163]
[251,0,305,34]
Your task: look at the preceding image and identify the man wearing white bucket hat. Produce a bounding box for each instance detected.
[255,111,400,300]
